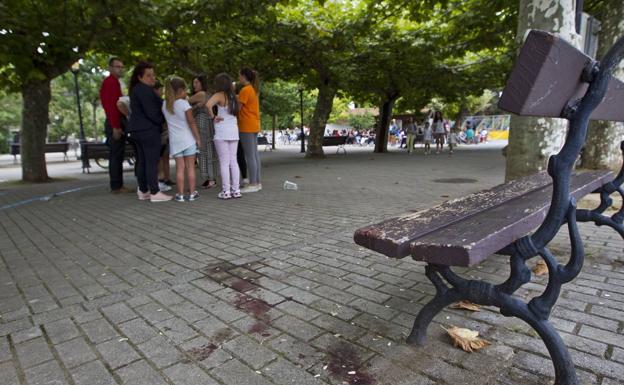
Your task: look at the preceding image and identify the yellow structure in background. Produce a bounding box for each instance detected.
[463,115,510,141]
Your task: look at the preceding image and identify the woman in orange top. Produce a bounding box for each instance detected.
[238,68,262,192]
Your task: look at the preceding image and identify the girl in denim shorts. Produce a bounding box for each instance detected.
[162,76,202,202]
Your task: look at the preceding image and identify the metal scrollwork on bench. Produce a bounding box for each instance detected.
[407,33,624,385]
[577,141,624,236]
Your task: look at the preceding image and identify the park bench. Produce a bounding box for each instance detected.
[322,136,347,154]
[257,135,273,151]
[10,142,70,163]
[354,30,624,385]
[80,142,135,173]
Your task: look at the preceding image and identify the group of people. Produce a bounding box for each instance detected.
[390,113,488,155]
[99,57,262,202]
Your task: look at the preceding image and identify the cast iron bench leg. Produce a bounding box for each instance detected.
[408,203,583,385]
[577,140,624,237]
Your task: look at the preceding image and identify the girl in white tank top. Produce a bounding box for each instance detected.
[205,73,242,199]
[214,104,239,141]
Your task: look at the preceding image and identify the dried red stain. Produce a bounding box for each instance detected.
[230,278,258,293]
[326,342,376,385]
[186,343,218,361]
[234,293,272,335]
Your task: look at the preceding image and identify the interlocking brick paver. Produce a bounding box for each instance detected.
[96,339,141,370]
[0,361,19,385]
[118,318,158,344]
[2,145,624,384]
[24,360,68,385]
[44,318,80,344]
[80,318,119,344]
[164,362,220,385]
[137,335,183,368]
[116,360,168,385]
[223,334,278,369]
[56,337,97,368]
[210,358,274,385]
[71,360,118,385]
[15,336,53,369]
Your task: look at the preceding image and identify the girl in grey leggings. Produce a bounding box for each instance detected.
[240,133,261,185]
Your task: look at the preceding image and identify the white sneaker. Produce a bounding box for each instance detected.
[241,178,250,187]
[150,191,173,202]
[240,184,261,193]
[158,182,172,192]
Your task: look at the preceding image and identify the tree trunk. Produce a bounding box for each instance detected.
[455,103,469,130]
[272,114,277,150]
[305,81,336,159]
[505,0,581,181]
[21,80,52,182]
[374,93,399,153]
[581,3,624,170]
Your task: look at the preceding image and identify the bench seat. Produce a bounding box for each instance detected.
[354,170,612,266]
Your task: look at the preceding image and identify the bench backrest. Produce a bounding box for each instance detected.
[499,30,624,121]
[322,136,347,146]
[258,136,269,145]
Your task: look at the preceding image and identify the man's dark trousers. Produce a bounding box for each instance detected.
[105,119,125,191]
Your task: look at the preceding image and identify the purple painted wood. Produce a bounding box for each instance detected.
[409,170,612,267]
[354,172,553,258]
[499,30,624,121]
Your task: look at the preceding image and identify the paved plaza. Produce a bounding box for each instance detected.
[0,143,623,385]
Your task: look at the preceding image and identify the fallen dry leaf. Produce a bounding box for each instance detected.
[532,260,548,276]
[450,301,481,312]
[442,326,491,352]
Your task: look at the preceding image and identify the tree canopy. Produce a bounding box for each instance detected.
[0,0,521,180]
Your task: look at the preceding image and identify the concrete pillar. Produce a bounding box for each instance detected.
[505,0,581,181]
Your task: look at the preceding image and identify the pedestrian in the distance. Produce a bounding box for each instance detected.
[206,73,242,200]
[162,76,201,202]
[99,57,131,193]
[432,111,445,154]
[237,68,262,193]
[127,62,171,202]
[406,117,418,154]
[423,122,433,155]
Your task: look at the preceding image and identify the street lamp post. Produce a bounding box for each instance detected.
[70,62,86,143]
[299,86,305,153]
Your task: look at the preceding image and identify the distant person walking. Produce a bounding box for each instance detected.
[206,73,242,200]
[405,117,417,154]
[432,111,445,154]
[127,62,171,202]
[99,57,131,193]
[162,76,201,202]
[189,75,219,189]
[237,68,262,193]
[423,122,433,155]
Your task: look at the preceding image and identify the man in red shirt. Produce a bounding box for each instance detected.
[99,57,131,193]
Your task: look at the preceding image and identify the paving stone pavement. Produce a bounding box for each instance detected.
[0,144,623,385]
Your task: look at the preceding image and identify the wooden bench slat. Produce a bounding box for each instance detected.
[354,172,553,258]
[499,30,624,122]
[409,170,613,267]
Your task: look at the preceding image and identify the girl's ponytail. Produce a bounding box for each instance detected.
[164,78,176,114]
[164,76,187,114]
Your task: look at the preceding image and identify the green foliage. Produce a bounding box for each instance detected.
[348,113,375,130]
[0,90,21,153]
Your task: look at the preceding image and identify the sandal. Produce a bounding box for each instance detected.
[217,190,231,200]
[201,180,217,189]
[231,190,242,199]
